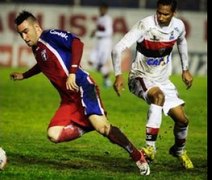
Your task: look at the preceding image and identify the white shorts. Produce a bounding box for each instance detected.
[128,77,184,116]
[89,38,112,67]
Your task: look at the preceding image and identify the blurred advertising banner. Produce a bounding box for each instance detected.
[0,4,207,75]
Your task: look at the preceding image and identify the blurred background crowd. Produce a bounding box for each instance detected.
[0,0,207,76]
[0,0,207,11]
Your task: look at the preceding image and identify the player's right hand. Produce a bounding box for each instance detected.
[10,72,24,80]
[66,73,79,92]
[113,75,125,96]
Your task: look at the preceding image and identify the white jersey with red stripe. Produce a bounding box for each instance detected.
[112,14,189,83]
[95,14,113,38]
[90,14,113,67]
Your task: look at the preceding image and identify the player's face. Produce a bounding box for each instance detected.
[156,4,175,26]
[16,19,40,47]
[99,7,107,16]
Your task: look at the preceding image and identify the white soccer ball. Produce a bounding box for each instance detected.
[0,147,7,170]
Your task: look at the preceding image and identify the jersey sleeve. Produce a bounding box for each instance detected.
[42,30,83,74]
[23,64,41,78]
[70,38,84,73]
[112,21,144,76]
[176,21,189,71]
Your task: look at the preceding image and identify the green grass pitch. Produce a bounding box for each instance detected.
[0,67,207,179]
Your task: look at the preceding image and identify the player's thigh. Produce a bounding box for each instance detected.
[48,102,92,129]
[48,103,75,128]
[128,77,157,103]
[89,114,110,135]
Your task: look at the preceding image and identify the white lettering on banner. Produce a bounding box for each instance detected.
[0,4,207,75]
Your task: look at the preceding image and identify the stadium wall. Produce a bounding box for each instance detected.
[0,4,207,75]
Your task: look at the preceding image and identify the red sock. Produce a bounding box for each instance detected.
[107,125,141,161]
[146,127,159,142]
[130,148,142,162]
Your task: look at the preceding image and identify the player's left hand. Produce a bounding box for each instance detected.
[182,70,193,89]
[66,73,79,92]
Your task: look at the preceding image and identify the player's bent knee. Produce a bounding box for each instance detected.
[96,124,110,136]
[148,89,165,105]
[47,126,64,143]
[176,114,189,126]
[175,116,189,127]
[177,119,189,127]
[89,114,110,135]
[151,92,165,105]
[157,93,165,105]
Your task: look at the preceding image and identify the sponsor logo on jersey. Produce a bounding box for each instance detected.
[50,30,68,40]
[146,56,169,66]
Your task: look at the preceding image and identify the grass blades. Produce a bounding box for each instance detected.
[0,67,207,179]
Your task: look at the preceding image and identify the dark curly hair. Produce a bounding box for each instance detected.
[157,0,177,12]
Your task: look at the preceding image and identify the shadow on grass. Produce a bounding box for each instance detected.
[6,148,207,178]
[8,150,137,173]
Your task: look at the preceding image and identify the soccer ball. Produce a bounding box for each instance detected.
[0,147,7,170]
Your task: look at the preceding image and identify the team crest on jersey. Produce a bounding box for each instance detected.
[41,49,48,61]
[169,31,175,40]
[159,48,166,55]
[152,35,159,41]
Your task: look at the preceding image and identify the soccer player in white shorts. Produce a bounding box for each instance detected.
[128,77,184,116]
[111,0,194,170]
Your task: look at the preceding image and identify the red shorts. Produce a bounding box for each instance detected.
[48,100,93,130]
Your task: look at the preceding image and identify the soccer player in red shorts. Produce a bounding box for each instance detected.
[10,11,150,175]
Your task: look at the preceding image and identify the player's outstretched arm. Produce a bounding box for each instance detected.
[10,64,41,81]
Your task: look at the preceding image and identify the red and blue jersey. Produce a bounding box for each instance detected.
[24,29,105,117]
